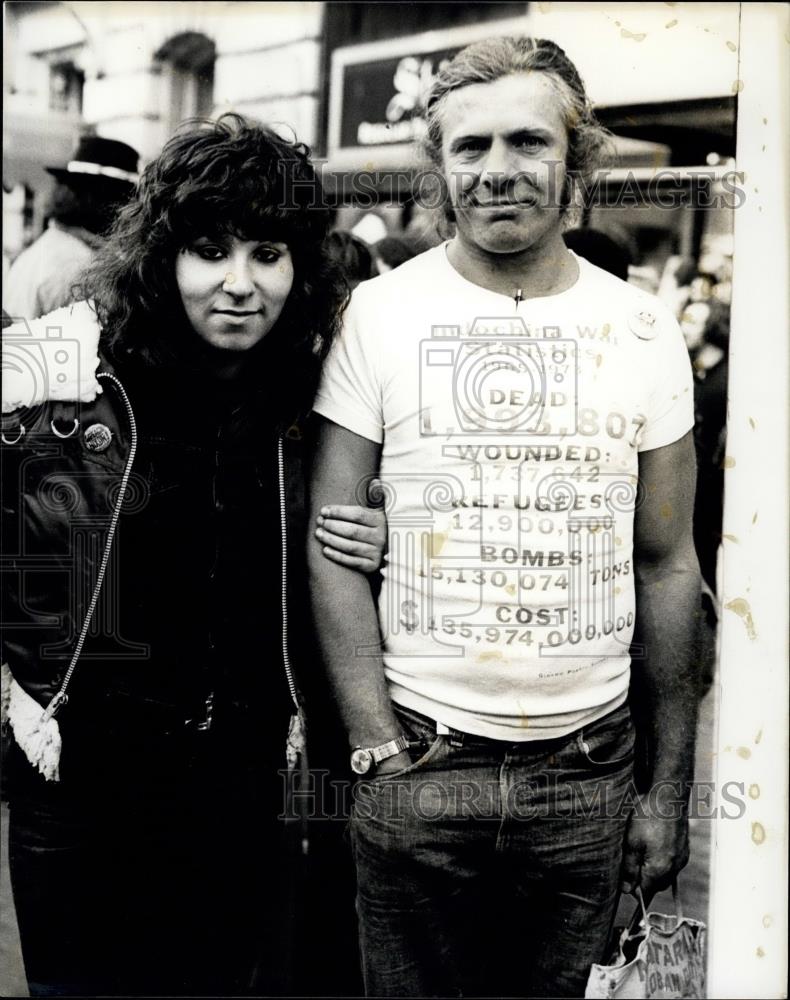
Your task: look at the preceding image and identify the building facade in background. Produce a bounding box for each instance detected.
[4,1,737,275]
[4,0,323,256]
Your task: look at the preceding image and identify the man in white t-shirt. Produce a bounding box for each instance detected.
[308,36,701,998]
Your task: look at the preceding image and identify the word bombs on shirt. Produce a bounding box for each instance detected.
[480,546,583,566]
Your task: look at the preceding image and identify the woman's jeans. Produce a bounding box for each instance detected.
[6,706,294,997]
[350,701,636,998]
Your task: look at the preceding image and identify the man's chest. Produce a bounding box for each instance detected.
[379,313,651,483]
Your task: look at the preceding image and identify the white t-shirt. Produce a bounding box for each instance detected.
[314,244,694,740]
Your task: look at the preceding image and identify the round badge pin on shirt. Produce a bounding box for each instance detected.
[84,423,113,452]
[628,309,659,341]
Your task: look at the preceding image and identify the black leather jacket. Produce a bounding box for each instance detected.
[2,314,312,769]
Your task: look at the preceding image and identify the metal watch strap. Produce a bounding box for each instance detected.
[369,735,409,764]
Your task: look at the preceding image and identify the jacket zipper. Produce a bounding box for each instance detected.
[42,400,299,726]
[278,434,309,856]
[43,371,139,721]
[277,434,300,712]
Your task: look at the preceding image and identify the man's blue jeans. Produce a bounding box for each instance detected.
[350,701,636,998]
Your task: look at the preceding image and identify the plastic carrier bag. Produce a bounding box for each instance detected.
[585,884,706,999]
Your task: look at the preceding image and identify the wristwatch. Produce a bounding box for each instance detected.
[350,735,409,775]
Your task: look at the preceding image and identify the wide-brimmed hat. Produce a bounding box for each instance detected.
[46,135,140,186]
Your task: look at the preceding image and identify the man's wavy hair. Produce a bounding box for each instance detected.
[83,113,345,423]
[420,36,613,230]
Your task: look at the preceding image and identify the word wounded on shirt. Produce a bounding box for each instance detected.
[452,444,602,462]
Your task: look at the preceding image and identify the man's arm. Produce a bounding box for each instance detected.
[307,417,409,772]
[622,429,702,900]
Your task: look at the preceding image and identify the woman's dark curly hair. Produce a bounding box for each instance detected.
[82,113,346,422]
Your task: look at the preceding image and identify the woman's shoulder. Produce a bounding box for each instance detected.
[2,300,104,414]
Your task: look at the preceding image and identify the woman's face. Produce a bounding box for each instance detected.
[175,235,295,352]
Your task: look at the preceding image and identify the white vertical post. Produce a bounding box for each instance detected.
[708,4,789,997]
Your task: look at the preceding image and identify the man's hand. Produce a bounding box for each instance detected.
[315,480,387,574]
[621,793,690,903]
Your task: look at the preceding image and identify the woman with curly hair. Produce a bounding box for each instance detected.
[2,114,384,997]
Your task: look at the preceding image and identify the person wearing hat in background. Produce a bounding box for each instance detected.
[3,136,139,322]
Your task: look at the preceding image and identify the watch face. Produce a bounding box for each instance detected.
[350,748,373,775]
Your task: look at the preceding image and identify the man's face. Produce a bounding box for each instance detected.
[440,72,570,257]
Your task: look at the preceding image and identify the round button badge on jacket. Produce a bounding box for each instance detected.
[83,423,113,452]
